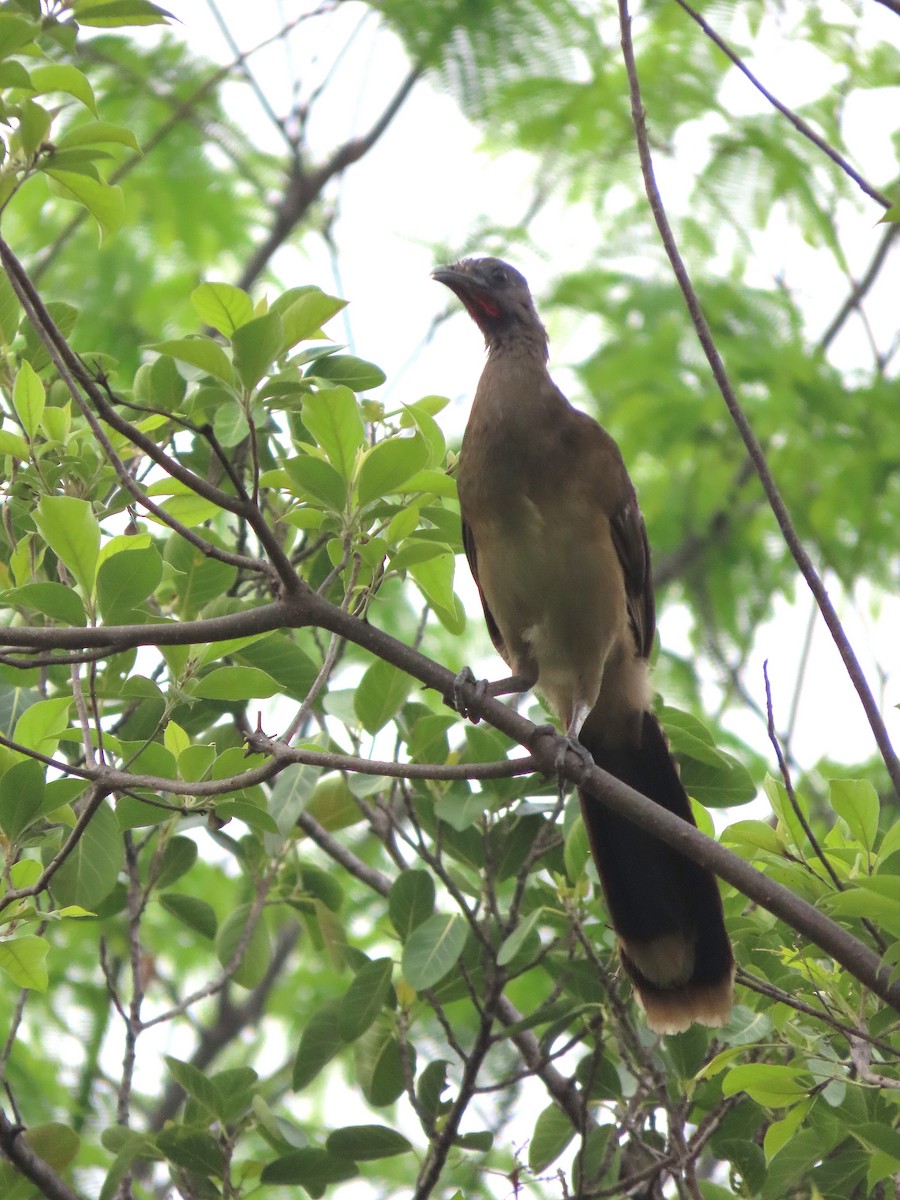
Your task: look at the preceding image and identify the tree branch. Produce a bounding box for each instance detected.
[248,731,537,780]
[817,222,900,353]
[616,0,900,802]
[674,0,893,209]
[0,1109,86,1200]
[0,240,299,592]
[295,586,900,1014]
[236,63,423,291]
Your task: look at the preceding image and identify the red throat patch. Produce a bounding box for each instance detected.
[473,297,502,319]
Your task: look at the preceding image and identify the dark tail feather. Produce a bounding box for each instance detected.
[578,711,734,1033]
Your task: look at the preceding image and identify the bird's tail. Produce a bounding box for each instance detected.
[578,711,734,1034]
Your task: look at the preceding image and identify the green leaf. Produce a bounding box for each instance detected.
[417,1059,450,1118]
[830,779,879,853]
[355,1020,409,1107]
[357,434,429,506]
[302,387,366,480]
[212,397,249,447]
[57,121,140,151]
[232,311,284,389]
[215,903,270,988]
[96,545,162,619]
[0,14,37,59]
[326,1125,411,1161]
[74,1,175,28]
[155,1128,224,1178]
[51,800,124,908]
[0,758,46,841]
[528,1103,575,1172]
[498,908,543,966]
[409,552,462,629]
[261,1148,357,1190]
[44,171,124,239]
[762,1127,836,1200]
[148,337,235,385]
[0,428,29,460]
[402,912,467,989]
[191,282,254,337]
[354,659,413,734]
[284,453,348,511]
[17,1124,79,1173]
[680,752,757,808]
[14,696,72,756]
[16,99,51,159]
[338,957,393,1042]
[722,1063,814,1106]
[388,869,435,939]
[1,583,87,626]
[159,893,217,940]
[13,360,44,440]
[305,775,361,832]
[308,354,386,391]
[193,666,281,701]
[156,836,198,889]
[0,269,21,345]
[277,288,347,351]
[33,495,100,594]
[30,65,97,115]
[97,1131,156,1200]
[293,1003,343,1089]
[164,1056,219,1112]
[0,934,49,990]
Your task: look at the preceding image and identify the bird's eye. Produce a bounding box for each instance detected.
[490,266,508,285]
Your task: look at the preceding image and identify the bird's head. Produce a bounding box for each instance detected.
[432,257,547,353]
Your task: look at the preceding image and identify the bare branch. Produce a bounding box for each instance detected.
[236,63,424,291]
[817,222,900,353]
[249,730,537,780]
[763,660,844,892]
[33,12,328,281]
[0,599,294,651]
[616,0,900,801]
[674,0,893,209]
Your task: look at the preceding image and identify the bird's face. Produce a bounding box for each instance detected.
[432,257,540,342]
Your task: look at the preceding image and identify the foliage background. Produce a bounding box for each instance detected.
[0,1,898,1198]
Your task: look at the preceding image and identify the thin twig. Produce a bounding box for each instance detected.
[33,12,327,281]
[236,64,423,291]
[674,0,892,210]
[763,660,843,892]
[617,0,900,802]
[817,223,900,352]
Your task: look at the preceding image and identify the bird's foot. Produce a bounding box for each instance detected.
[450,666,487,722]
[532,724,596,800]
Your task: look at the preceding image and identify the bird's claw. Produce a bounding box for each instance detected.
[531,725,596,800]
[451,666,488,722]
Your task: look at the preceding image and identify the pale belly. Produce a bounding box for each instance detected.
[471,498,630,728]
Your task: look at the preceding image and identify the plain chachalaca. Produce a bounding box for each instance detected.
[433,256,734,1033]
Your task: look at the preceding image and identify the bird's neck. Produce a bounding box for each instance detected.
[484,323,549,362]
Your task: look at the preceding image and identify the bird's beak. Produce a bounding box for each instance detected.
[431,265,466,288]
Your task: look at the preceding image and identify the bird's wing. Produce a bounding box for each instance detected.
[461,517,507,658]
[609,495,656,660]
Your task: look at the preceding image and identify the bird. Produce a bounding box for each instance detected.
[432,256,734,1033]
